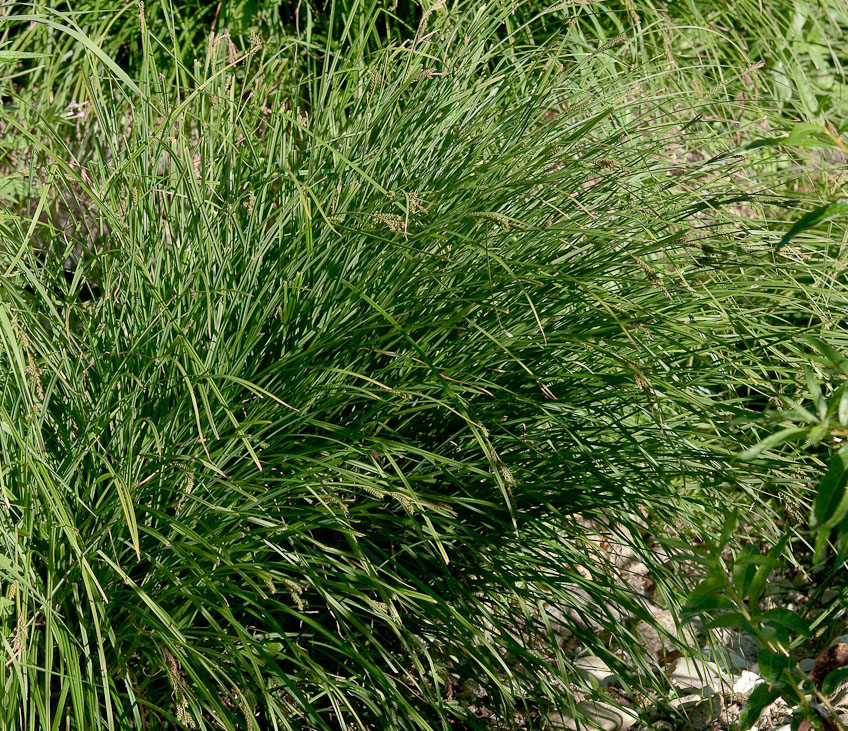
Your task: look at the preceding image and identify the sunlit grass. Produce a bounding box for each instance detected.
[0,1,847,729]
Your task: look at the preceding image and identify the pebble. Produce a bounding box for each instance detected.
[548,588,635,637]
[668,657,733,697]
[620,560,654,596]
[709,628,759,662]
[574,700,639,730]
[545,701,638,731]
[670,694,723,730]
[799,657,816,673]
[704,645,750,672]
[460,678,487,701]
[575,655,617,688]
[733,670,762,696]
[669,694,703,710]
[822,588,840,604]
[635,606,699,661]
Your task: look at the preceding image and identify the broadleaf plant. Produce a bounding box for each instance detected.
[683,349,848,730]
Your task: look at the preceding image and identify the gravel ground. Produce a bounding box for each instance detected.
[461,522,848,730]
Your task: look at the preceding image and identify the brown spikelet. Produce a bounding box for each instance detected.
[374,213,406,232]
[162,648,194,728]
[598,33,627,52]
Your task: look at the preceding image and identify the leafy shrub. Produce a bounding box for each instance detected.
[683,342,848,730]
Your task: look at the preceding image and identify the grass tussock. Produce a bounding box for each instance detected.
[0,1,848,729]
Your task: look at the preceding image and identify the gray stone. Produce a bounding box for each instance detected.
[822,588,840,604]
[671,694,723,731]
[545,589,636,638]
[574,655,617,689]
[703,645,750,672]
[545,701,638,730]
[832,682,848,708]
[669,694,702,710]
[543,711,577,730]
[545,587,634,638]
[668,657,733,697]
[708,628,759,662]
[460,678,487,701]
[577,701,639,730]
[799,657,817,673]
[635,606,699,661]
[617,559,654,596]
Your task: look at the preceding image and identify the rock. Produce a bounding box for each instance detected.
[635,606,699,661]
[822,588,839,605]
[754,700,791,729]
[578,701,638,730]
[733,670,762,696]
[668,657,733,697]
[800,657,817,673]
[704,645,750,672]
[543,711,576,730]
[709,628,759,662]
[459,678,487,702]
[671,694,723,730]
[619,560,654,596]
[575,655,617,688]
[605,535,638,568]
[832,682,848,708]
[547,588,635,637]
[545,701,638,730]
[669,694,702,710]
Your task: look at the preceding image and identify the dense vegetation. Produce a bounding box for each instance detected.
[1,1,847,728]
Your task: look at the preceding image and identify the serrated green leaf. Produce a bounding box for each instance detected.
[683,594,736,615]
[685,575,725,603]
